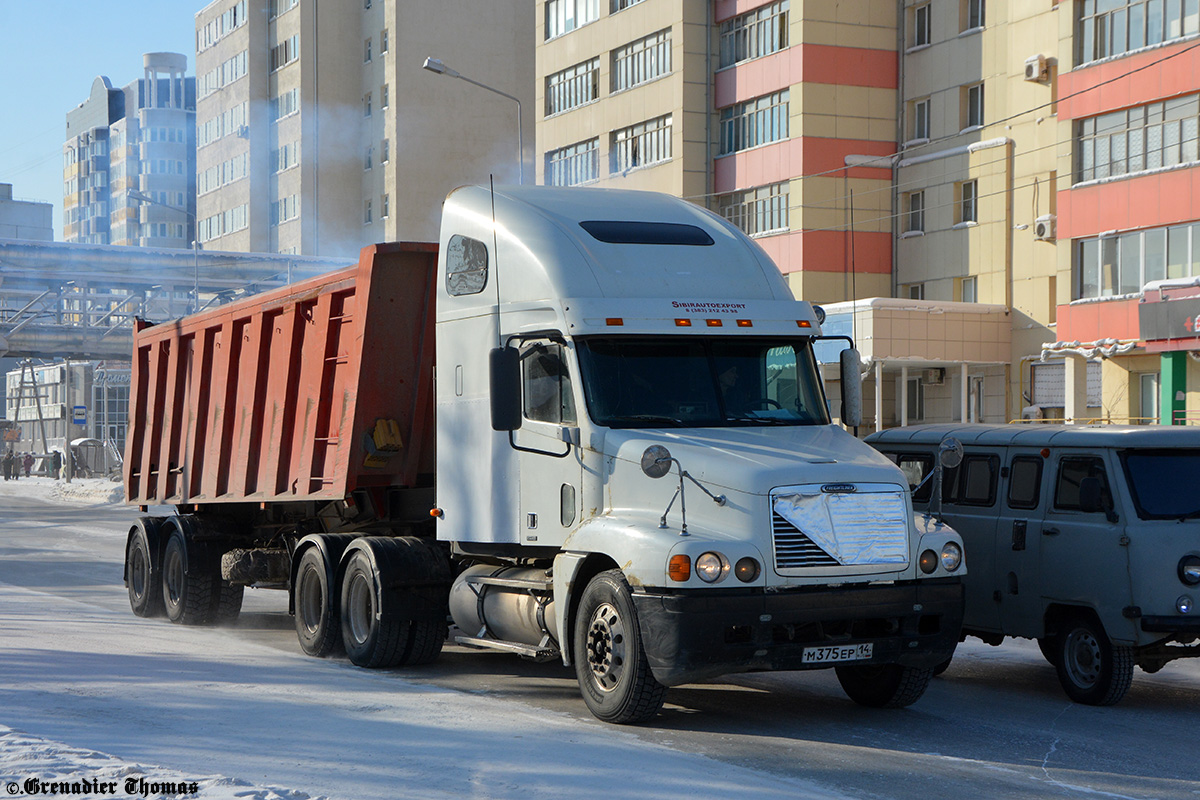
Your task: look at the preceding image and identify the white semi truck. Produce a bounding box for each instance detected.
[124,185,965,723]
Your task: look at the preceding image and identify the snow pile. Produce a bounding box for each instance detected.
[0,475,124,505]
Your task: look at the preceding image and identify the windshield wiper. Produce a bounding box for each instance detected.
[727,415,794,426]
[606,414,686,427]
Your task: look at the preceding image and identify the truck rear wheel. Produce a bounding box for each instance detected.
[1054,614,1133,706]
[341,549,407,668]
[573,569,666,724]
[835,663,933,708]
[161,522,218,626]
[126,519,163,618]
[295,546,342,657]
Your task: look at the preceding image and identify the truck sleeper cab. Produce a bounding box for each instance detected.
[123,185,964,725]
[867,423,1200,706]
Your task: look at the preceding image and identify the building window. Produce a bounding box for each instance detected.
[381,84,389,109]
[719,89,789,155]
[907,377,925,423]
[270,89,300,121]
[1139,372,1160,423]
[965,0,985,30]
[364,92,372,117]
[545,57,600,116]
[960,179,978,222]
[964,83,984,129]
[364,199,372,224]
[545,0,600,40]
[717,182,789,237]
[1075,222,1200,299]
[267,0,297,20]
[1078,0,1200,65]
[611,29,671,92]
[270,35,299,72]
[611,0,646,10]
[381,29,389,54]
[381,138,390,163]
[382,194,390,219]
[546,138,600,186]
[270,196,298,226]
[960,275,978,303]
[913,3,931,47]
[364,37,372,62]
[1076,94,1200,184]
[719,0,789,68]
[611,115,672,173]
[272,141,300,173]
[364,146,373,170]
[908,283,926,300]
[907,191,925,233]
[911,97,931,141]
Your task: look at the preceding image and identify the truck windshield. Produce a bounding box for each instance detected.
[1120,450,1200,519]
[575,337,830,428]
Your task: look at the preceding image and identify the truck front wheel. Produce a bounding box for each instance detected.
[573,570,666,724]
[1054,614,1133,706]
[295,547,342,657]
[835,663,933,708]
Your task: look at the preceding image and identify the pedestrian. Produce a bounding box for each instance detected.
[51,450,63,481]
[23,452,33,478]
[1,449,11,481]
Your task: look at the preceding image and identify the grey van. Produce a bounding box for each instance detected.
[867,424,1200,706]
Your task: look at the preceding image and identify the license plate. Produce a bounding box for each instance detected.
[802,643,873,664]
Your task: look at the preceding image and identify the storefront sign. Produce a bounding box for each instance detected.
[1139,296,1200,347]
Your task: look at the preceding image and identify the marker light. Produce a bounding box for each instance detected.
[706,319,723,327]
[606,317,624,326]
[675,318,692,327]
[919,550,938,574]
[736,319,753,327]
[668,554,691,582]
[796,320,812,328]
[734,557,760,583]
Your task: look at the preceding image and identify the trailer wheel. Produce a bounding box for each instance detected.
[341,549,407,668]
[126,520,163,618]
[295,547,342,657]
[573,569,666,724]
[161,522,218,626]
[1054,614,1134,706]
[835,663,933,708]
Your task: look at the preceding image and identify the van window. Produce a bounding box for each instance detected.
[1120,449,1200,519]
[896,454,933,502]
[947,454,998,506]
[1007,456,1043,510]
[1054,457,1112,511]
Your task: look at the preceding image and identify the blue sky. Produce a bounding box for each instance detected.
[0,1,199,238]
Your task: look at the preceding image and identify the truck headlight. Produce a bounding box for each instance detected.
[1179,555,1200,586]
[1178,595,1194,614]
[734,557,760,583]
[941,542,963,572]
[696,552,728,583]
[919,550,938,574]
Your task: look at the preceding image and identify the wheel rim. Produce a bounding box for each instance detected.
[346,571,374,646]
[297,564,324,636]
[1064,628,1103,688]
[584,602,627,693]
[129,545,148,601]
[164,543,184,610]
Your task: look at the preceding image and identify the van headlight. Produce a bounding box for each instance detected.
[695,552,728,583]
[941,542,963,572]
[1180,555,1200,586]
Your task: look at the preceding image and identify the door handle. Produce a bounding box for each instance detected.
[1043,527,1060,536]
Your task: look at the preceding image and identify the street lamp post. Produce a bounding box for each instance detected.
[127,189,200,314]
[422,57,524,185]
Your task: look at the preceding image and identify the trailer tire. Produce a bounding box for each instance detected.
[1053,613,1134,706]
[341,549,407,668]
[126,519,164,618]
[295,546,343,657]
[573,569,666,724]
[161,522,218,626]
[835,663,933,708]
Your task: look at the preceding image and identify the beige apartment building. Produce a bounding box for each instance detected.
[195,0,534,258]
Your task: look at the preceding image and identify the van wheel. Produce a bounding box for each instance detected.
[574,570,666,724]
[1054,614,1133,706]
[836,664,933,708]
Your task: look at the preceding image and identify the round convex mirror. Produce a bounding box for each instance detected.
[939,437,964,470]
[641,445,673,479]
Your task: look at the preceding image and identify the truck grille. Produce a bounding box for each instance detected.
[772,511,840,568]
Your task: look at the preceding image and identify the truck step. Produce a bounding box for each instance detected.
[465,575,552,592]
[455,635,559,662]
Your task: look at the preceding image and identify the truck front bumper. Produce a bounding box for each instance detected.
[633,580,964,687]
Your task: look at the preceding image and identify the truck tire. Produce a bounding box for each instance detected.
[126,518,164,618]
[1054,614,1134,706]
[161,522,219,626]
[341,549,407,668]
[295,546,343,657]
[573,569,666,724]
[835,663,934,708]
[216,582,244,624]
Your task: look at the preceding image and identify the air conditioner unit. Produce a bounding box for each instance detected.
[1021,405,1044,421]
[1024,54,1049,82]
[923,368,945,386]
[1035,214,1056,241]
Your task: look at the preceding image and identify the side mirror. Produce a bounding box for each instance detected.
[489,347,522,432]
[1078,477,1103,513]
[939,437,964,469]
[839,348,863,428]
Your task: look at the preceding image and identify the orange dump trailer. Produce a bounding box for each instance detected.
[124,242,438,509]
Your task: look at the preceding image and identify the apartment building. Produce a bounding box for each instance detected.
[63,53,196,248]
[0,183,53,241]
[195,0,533,257]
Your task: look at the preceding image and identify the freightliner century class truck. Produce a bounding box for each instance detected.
[122,185,965,723]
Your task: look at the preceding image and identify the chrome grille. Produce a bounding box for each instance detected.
[771,510,839,568]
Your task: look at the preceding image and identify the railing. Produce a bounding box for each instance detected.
[1008,415,1198,425]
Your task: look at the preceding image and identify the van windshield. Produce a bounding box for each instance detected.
[575,337,830,428]
[1120,450,1200,519]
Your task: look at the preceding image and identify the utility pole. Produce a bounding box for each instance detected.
[63,360,72,484]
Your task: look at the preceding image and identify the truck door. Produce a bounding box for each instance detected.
[994,450,1048,637]
[514,339,585,549]
[1040,452,1137,643]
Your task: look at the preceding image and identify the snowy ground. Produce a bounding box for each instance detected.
[0,478,844,800]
